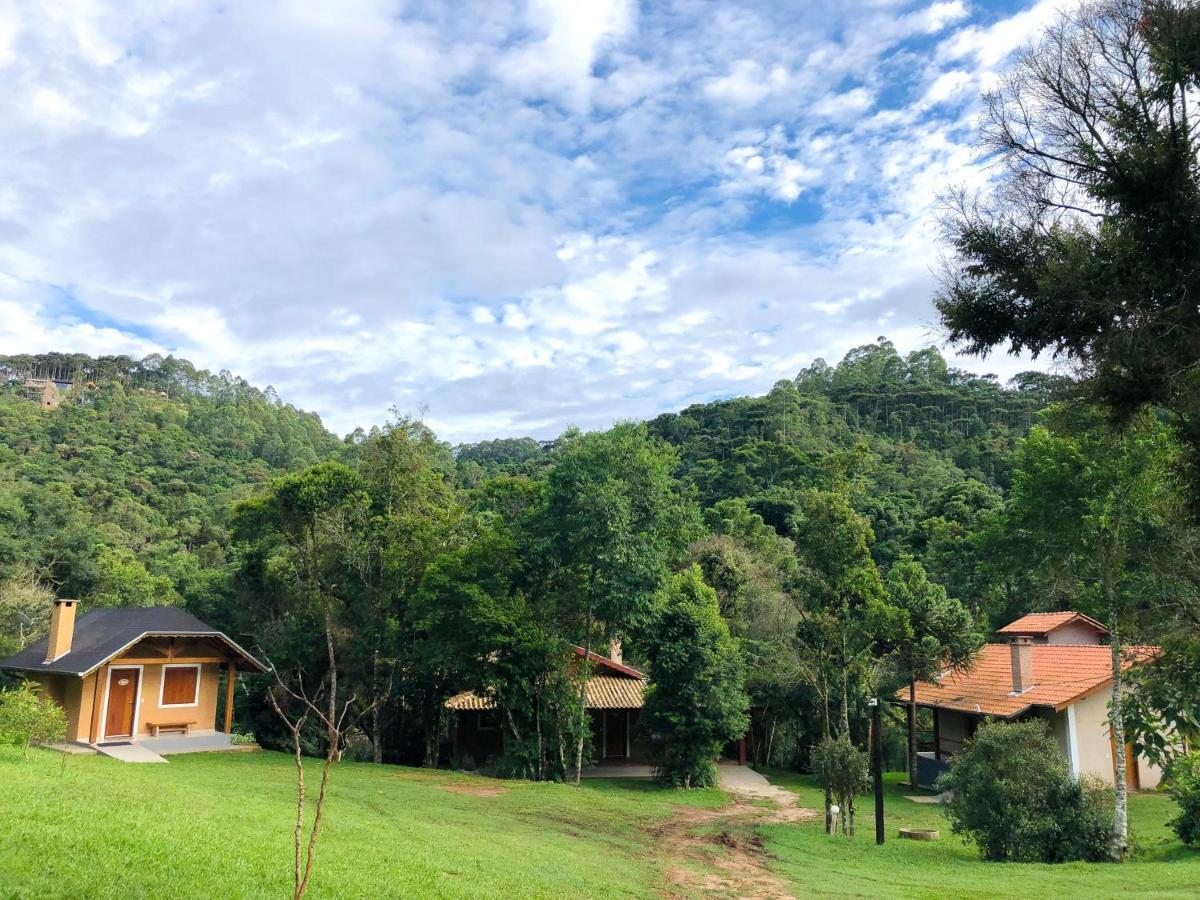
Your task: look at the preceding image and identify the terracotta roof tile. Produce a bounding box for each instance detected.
[997,611,1107,637]
[446,675,646,711]
[898,643,1158,718]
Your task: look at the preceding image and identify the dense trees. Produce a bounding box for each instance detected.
[533,424,693,782]
[935,0,1200,513]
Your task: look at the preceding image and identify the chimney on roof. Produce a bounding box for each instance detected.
[608,638,623,666]
[44,599,77,663]
[1010,635,1034,694]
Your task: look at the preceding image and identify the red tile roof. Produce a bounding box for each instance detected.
[571,645,646,679]
[997,611,1107,637]
[901,643,1159,718]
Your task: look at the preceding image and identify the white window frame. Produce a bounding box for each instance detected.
[158,663,202,709]
[99,664,145,743]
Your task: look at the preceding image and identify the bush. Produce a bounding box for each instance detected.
[939,719,1113,862]
[0,681,68,759]
[1166,752,1200,846]
[811,735,870,835]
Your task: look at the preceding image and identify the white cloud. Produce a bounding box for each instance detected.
[0,0,1058,440]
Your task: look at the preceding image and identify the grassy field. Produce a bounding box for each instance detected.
[2,748,1197,899]
[759,769,1200,899]
[0,747,723,899]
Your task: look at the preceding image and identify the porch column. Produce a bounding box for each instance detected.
[223,662,236,733]
[932,708,941,761]
[1066,704,1080,777]
[88,665,108,744]
[625,709,631,759]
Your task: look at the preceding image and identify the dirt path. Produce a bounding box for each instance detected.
[656,766,817,899]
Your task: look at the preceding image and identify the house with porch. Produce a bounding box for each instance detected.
[0,599,264,757]
[446,642,653,768]
[904,611,1163,790]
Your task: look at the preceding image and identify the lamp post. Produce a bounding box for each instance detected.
[869,696,884,845]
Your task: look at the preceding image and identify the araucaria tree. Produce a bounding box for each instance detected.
[536,424,691,784]
[935,0,1200,513]
[882,559,981,791]
[643,567,749,788]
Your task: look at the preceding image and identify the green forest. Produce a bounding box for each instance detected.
[2,339,1195,788]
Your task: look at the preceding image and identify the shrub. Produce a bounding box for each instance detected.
[1166,752,1200,846]
[0,681,68,759]
[811,735,870,835]
[939,719,1113,862]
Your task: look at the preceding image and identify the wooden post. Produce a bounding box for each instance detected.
[738,736,746,766]
[223,662,237,733]
[88,666,108,744]
[932,708,941,761]
[871,697,885,845]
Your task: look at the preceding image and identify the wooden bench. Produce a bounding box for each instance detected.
[146,721,197,738]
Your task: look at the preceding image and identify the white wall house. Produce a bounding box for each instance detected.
[903,612,1163,790]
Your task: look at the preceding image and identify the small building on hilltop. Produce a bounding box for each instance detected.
[0,600,265,753]
[902,611,1162,790]
[446,643,652,768]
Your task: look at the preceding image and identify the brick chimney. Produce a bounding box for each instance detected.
[1010,635,1034,694]
[44,599,77,663]
[608,638,623,666]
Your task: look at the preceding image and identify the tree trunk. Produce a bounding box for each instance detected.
[289,724,306,898]
[370,644,383,764]
[535,697,544,782]
[1106,561,1128,862]
[821,669,833,834]
[574,611,594,785]
[839,629,851,737]
[907,679,918,788]
[371,704,383,765]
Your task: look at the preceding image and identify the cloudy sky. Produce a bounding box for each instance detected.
[0,0,1063,441]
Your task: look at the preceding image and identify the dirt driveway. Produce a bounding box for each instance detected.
[657,764,817,899]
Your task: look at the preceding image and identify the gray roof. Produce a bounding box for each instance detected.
[0,607,266,676]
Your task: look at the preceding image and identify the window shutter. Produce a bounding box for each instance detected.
[162,667,199,705]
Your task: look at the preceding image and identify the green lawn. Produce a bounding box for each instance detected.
[0,747,723,899]
[759,769,1200,899]
[3,749,1197,899]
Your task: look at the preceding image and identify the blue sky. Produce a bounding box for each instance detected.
[0,0,1065,441]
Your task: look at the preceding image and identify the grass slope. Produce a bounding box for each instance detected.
[4,749,1198,899]
[0,748,723,899]
[760,770,1200,899]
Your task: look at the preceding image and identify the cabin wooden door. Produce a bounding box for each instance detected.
[1110,736,1141,791]
[105,668,139,739]
[604,710,627,758]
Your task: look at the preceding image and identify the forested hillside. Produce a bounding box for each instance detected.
[2,340,1193,777]
[458,338,1069,625]
[0,353,341,648]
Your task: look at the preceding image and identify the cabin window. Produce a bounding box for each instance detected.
[476,710,500,732]
[160,664,201,707]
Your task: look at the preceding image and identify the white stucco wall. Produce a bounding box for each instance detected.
[1069,687,1164,789]
[1045,621,1104,645]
